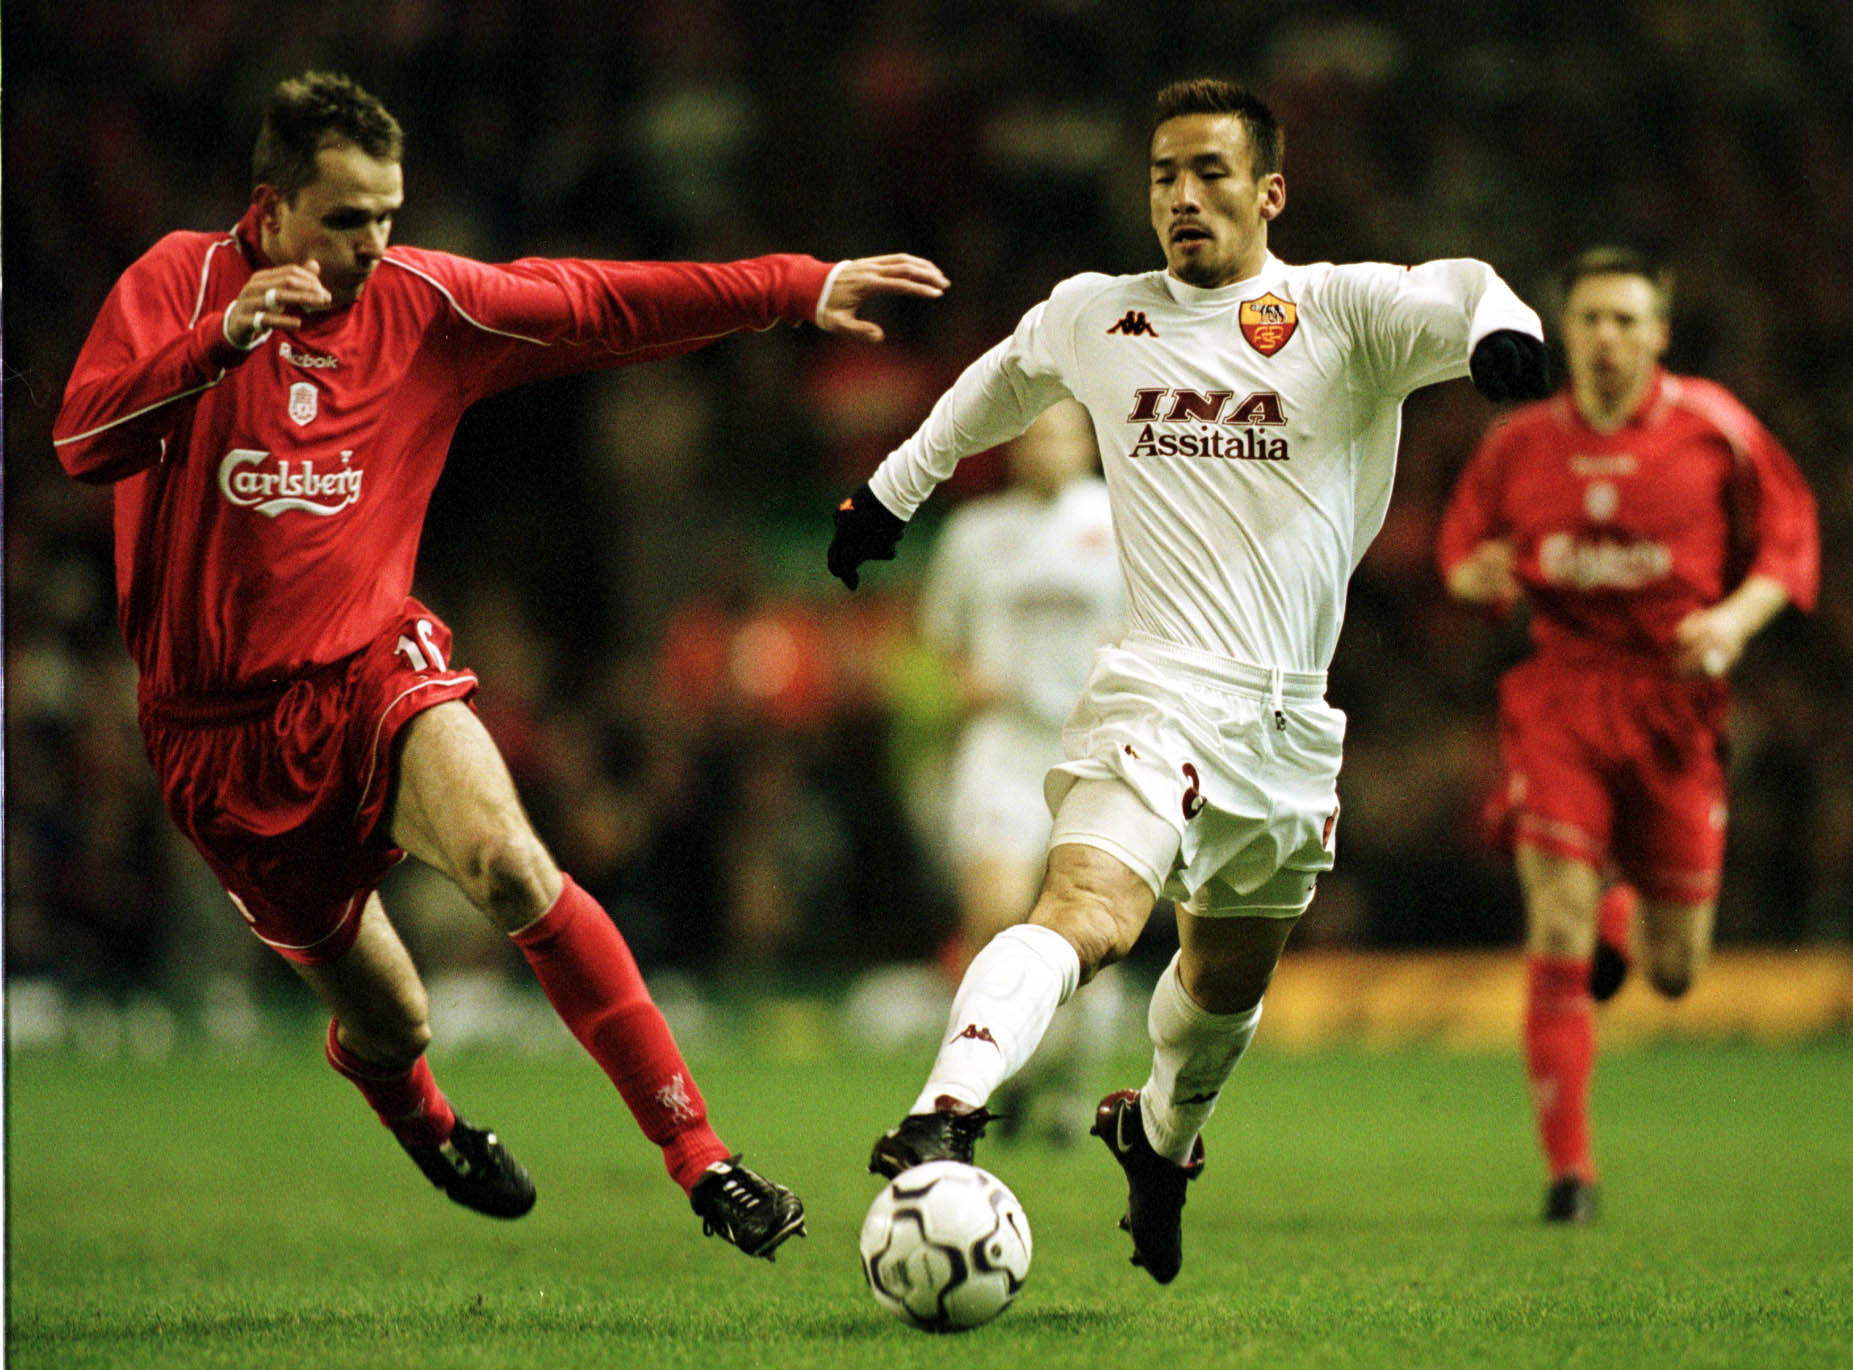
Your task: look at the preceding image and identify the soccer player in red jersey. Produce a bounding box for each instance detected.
[53,71,948,1257]
[1437,247,1819,1223]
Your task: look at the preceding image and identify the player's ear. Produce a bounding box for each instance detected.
[1258,173,1286,221]
[252,184,284,231]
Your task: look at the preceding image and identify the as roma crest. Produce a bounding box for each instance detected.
[1239,292,1297,357]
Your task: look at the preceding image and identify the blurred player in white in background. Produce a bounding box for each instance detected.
[918,399,1127,1141]
[829,77,1552,1283]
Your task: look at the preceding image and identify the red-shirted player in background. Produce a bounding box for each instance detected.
[1437,247,1819,1224]
[53,71,948,1258]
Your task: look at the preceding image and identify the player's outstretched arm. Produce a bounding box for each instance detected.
[816,254,949,342]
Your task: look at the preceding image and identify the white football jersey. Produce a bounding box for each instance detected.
[872,253,1542,674]
[919,477,1123,731]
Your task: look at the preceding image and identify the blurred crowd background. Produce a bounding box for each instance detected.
[7,0,1851,1039]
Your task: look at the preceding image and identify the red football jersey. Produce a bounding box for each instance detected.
[55,205,834,694]
[1437,370,1818,666]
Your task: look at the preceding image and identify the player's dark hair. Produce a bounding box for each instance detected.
[252,71,403,200]
[1151,79,1283,177]
[1562,246,1673,317]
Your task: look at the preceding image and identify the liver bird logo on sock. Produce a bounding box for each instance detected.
[654,1073,697,1123]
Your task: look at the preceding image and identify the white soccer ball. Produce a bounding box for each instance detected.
[859,1160,1033,1333]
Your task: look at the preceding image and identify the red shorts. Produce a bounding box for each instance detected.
[138,598,478,964]
[1489,655,1729,904]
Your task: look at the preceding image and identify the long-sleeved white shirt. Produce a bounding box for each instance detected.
[871,253,1541,675]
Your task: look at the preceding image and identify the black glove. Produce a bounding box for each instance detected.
[827,481,906,590]
[1469,329,1553,401]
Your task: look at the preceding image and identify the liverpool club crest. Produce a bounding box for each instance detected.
[1239,292,1298,357]
[288,381,318,427]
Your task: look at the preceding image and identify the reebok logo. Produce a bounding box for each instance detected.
[278,340,340,369]
[952,1024,1001,1052]
[1107,310,1160,337]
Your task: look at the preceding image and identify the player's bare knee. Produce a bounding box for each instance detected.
[1032,899,1135,983]
[461,827,556,925]
[1650,968,1694,999]
[1525,893,1598,959]
[1647,948,1703,999]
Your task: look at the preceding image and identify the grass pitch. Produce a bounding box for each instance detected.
[6,1016,1851,1369]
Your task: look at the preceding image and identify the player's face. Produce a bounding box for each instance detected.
[1561,273,1669,411]
[1149,114,1283,289]
[263,143,404,307]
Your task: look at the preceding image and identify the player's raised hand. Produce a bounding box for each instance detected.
[827,481,907,589]
[817,254,949,342]
[228,261,334,347]
[1469,329,1553,401]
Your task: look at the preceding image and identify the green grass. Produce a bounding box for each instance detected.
[7,1023,1851,1369]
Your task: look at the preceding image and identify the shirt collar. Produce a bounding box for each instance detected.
[235,203,272,268]
[1159,253,1279,306]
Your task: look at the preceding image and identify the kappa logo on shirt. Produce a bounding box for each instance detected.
[1107,310,1160,338]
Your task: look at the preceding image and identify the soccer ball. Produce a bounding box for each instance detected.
[859,1161,1032,1333]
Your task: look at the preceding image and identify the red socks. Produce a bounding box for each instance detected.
[512,875,730,1193]
[1598,883,1637,958]
[1524,954,1596,1183]
[325,1019,456,1150]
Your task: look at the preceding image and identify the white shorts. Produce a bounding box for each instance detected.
[946,710,1064,868]
[1044,634,1345,914]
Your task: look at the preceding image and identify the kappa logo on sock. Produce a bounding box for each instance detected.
[654,1073,697,1123]
[951,1023,1001,1052]
[1177,1090,1221,1106]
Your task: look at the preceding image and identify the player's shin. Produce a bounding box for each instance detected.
[324,1018,457,1148]
[913,923,1081,1115]
[510,874,729,1191]
[1138,952,1262,1164]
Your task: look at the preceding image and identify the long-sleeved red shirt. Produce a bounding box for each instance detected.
[1437,370,1818,668]
[56,205,834,695]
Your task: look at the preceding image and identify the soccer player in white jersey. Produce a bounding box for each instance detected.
[828,78,1551,1283]
[918,399,1126,1141]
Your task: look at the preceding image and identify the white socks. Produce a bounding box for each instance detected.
[912,923,1080,1115]
[1139,951,1262,1164]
